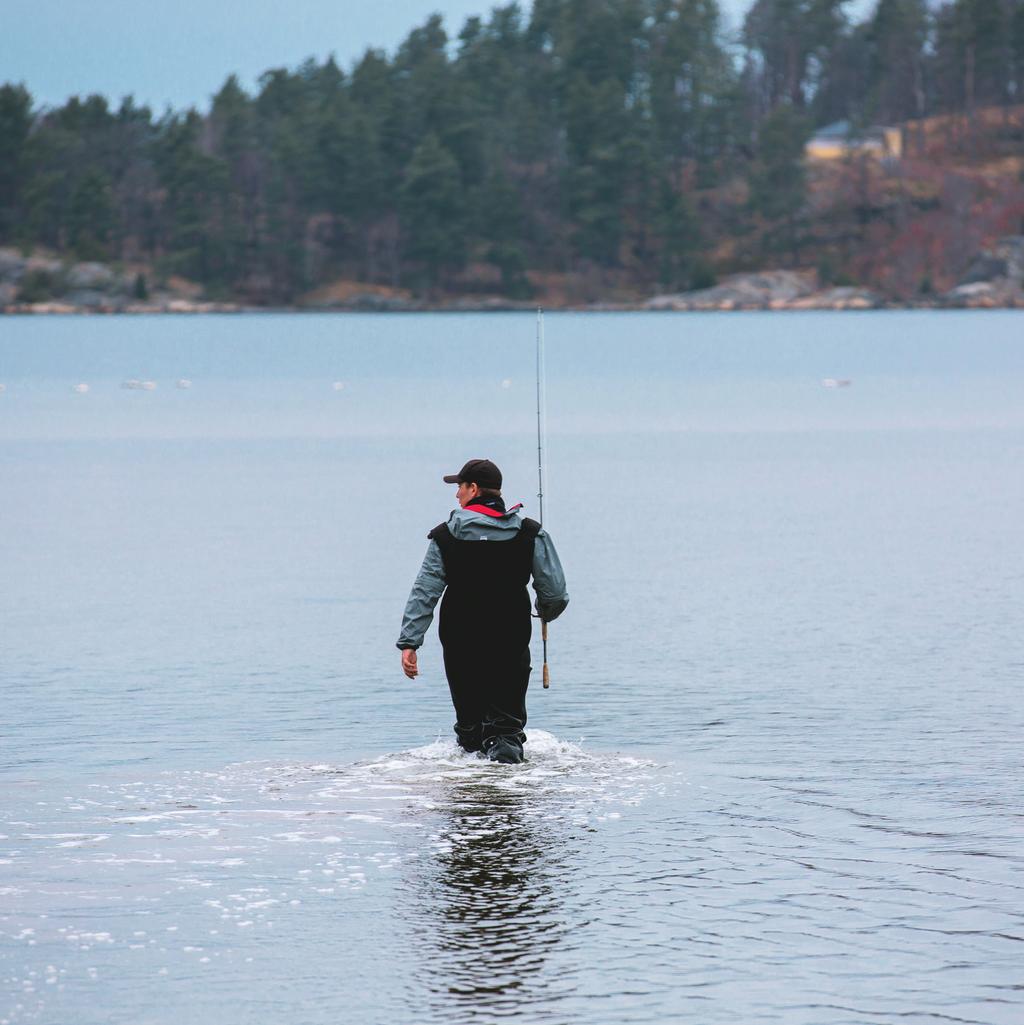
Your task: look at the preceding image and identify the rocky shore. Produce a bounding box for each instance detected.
[0,249,245,314]
[646,271,885,311]
[3,238,1024,314]
[646,237,1024,311]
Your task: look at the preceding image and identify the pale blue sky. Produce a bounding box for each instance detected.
[3,0,874,112]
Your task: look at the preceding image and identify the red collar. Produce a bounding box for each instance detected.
[464,502,523,518]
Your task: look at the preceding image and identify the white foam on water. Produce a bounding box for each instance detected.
[1,731,667,1025]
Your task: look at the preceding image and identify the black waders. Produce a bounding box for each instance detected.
[429,517,541,762]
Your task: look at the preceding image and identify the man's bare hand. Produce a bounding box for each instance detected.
[401,649,419,680]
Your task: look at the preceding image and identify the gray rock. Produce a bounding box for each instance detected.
[648,270,817,310]
[948,281,998,298]
[24,255,64,276]
[305,292,418,311]
[64,289,119,309]
[66,262,118,291]
[789,286,883,310]
[0,247,27,282]
[991,236,1024,283]
[946,236,1024,304]
[962,255,1007,284]
[957,236,1024,287]
[945,279,1024,307]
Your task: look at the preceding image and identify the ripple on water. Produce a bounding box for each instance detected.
[0,732,669,1025]
[3,731,1023,1025]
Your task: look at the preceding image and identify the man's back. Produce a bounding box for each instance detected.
[397,460,568,763]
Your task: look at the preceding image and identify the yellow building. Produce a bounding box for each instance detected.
[806,121,903,161]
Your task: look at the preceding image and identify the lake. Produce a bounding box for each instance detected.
[2,311,1023,1024]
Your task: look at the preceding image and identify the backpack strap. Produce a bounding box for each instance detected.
[427,522,454,551]
[519,517,541,542]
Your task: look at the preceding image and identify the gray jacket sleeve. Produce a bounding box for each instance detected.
[397,540,447,650]
[532,529,569,622]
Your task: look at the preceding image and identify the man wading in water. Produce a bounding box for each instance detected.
[398,458,569,764]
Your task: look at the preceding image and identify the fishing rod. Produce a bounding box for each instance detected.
[536,307,550,689]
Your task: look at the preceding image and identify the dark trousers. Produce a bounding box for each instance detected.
[441,645,532,753]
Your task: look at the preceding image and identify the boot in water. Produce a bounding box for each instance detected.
[484,736,525,764]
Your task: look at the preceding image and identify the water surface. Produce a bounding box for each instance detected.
[2,312,1023,1024]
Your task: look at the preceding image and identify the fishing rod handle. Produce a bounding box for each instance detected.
[541,620,550,688]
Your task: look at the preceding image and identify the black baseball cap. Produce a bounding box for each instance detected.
[443,458,502,489]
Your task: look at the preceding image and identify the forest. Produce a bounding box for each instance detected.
[2,0,1024,304]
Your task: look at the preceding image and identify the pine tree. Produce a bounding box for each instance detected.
[208,76,258,287]
[1013,2,1024,101]
[654,178,700,289]
[748,104,811,261]
[67,169,115,260]
[933,0,1015,112]
[743,0,851,112]
[400,133,466,288]
[0,84,32,239]
[866,0,929,123]
[153,110,230,286]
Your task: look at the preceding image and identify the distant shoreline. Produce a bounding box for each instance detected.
[6,247,1024,315]
[6,258,1023,315]
[4,297,1024,315]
